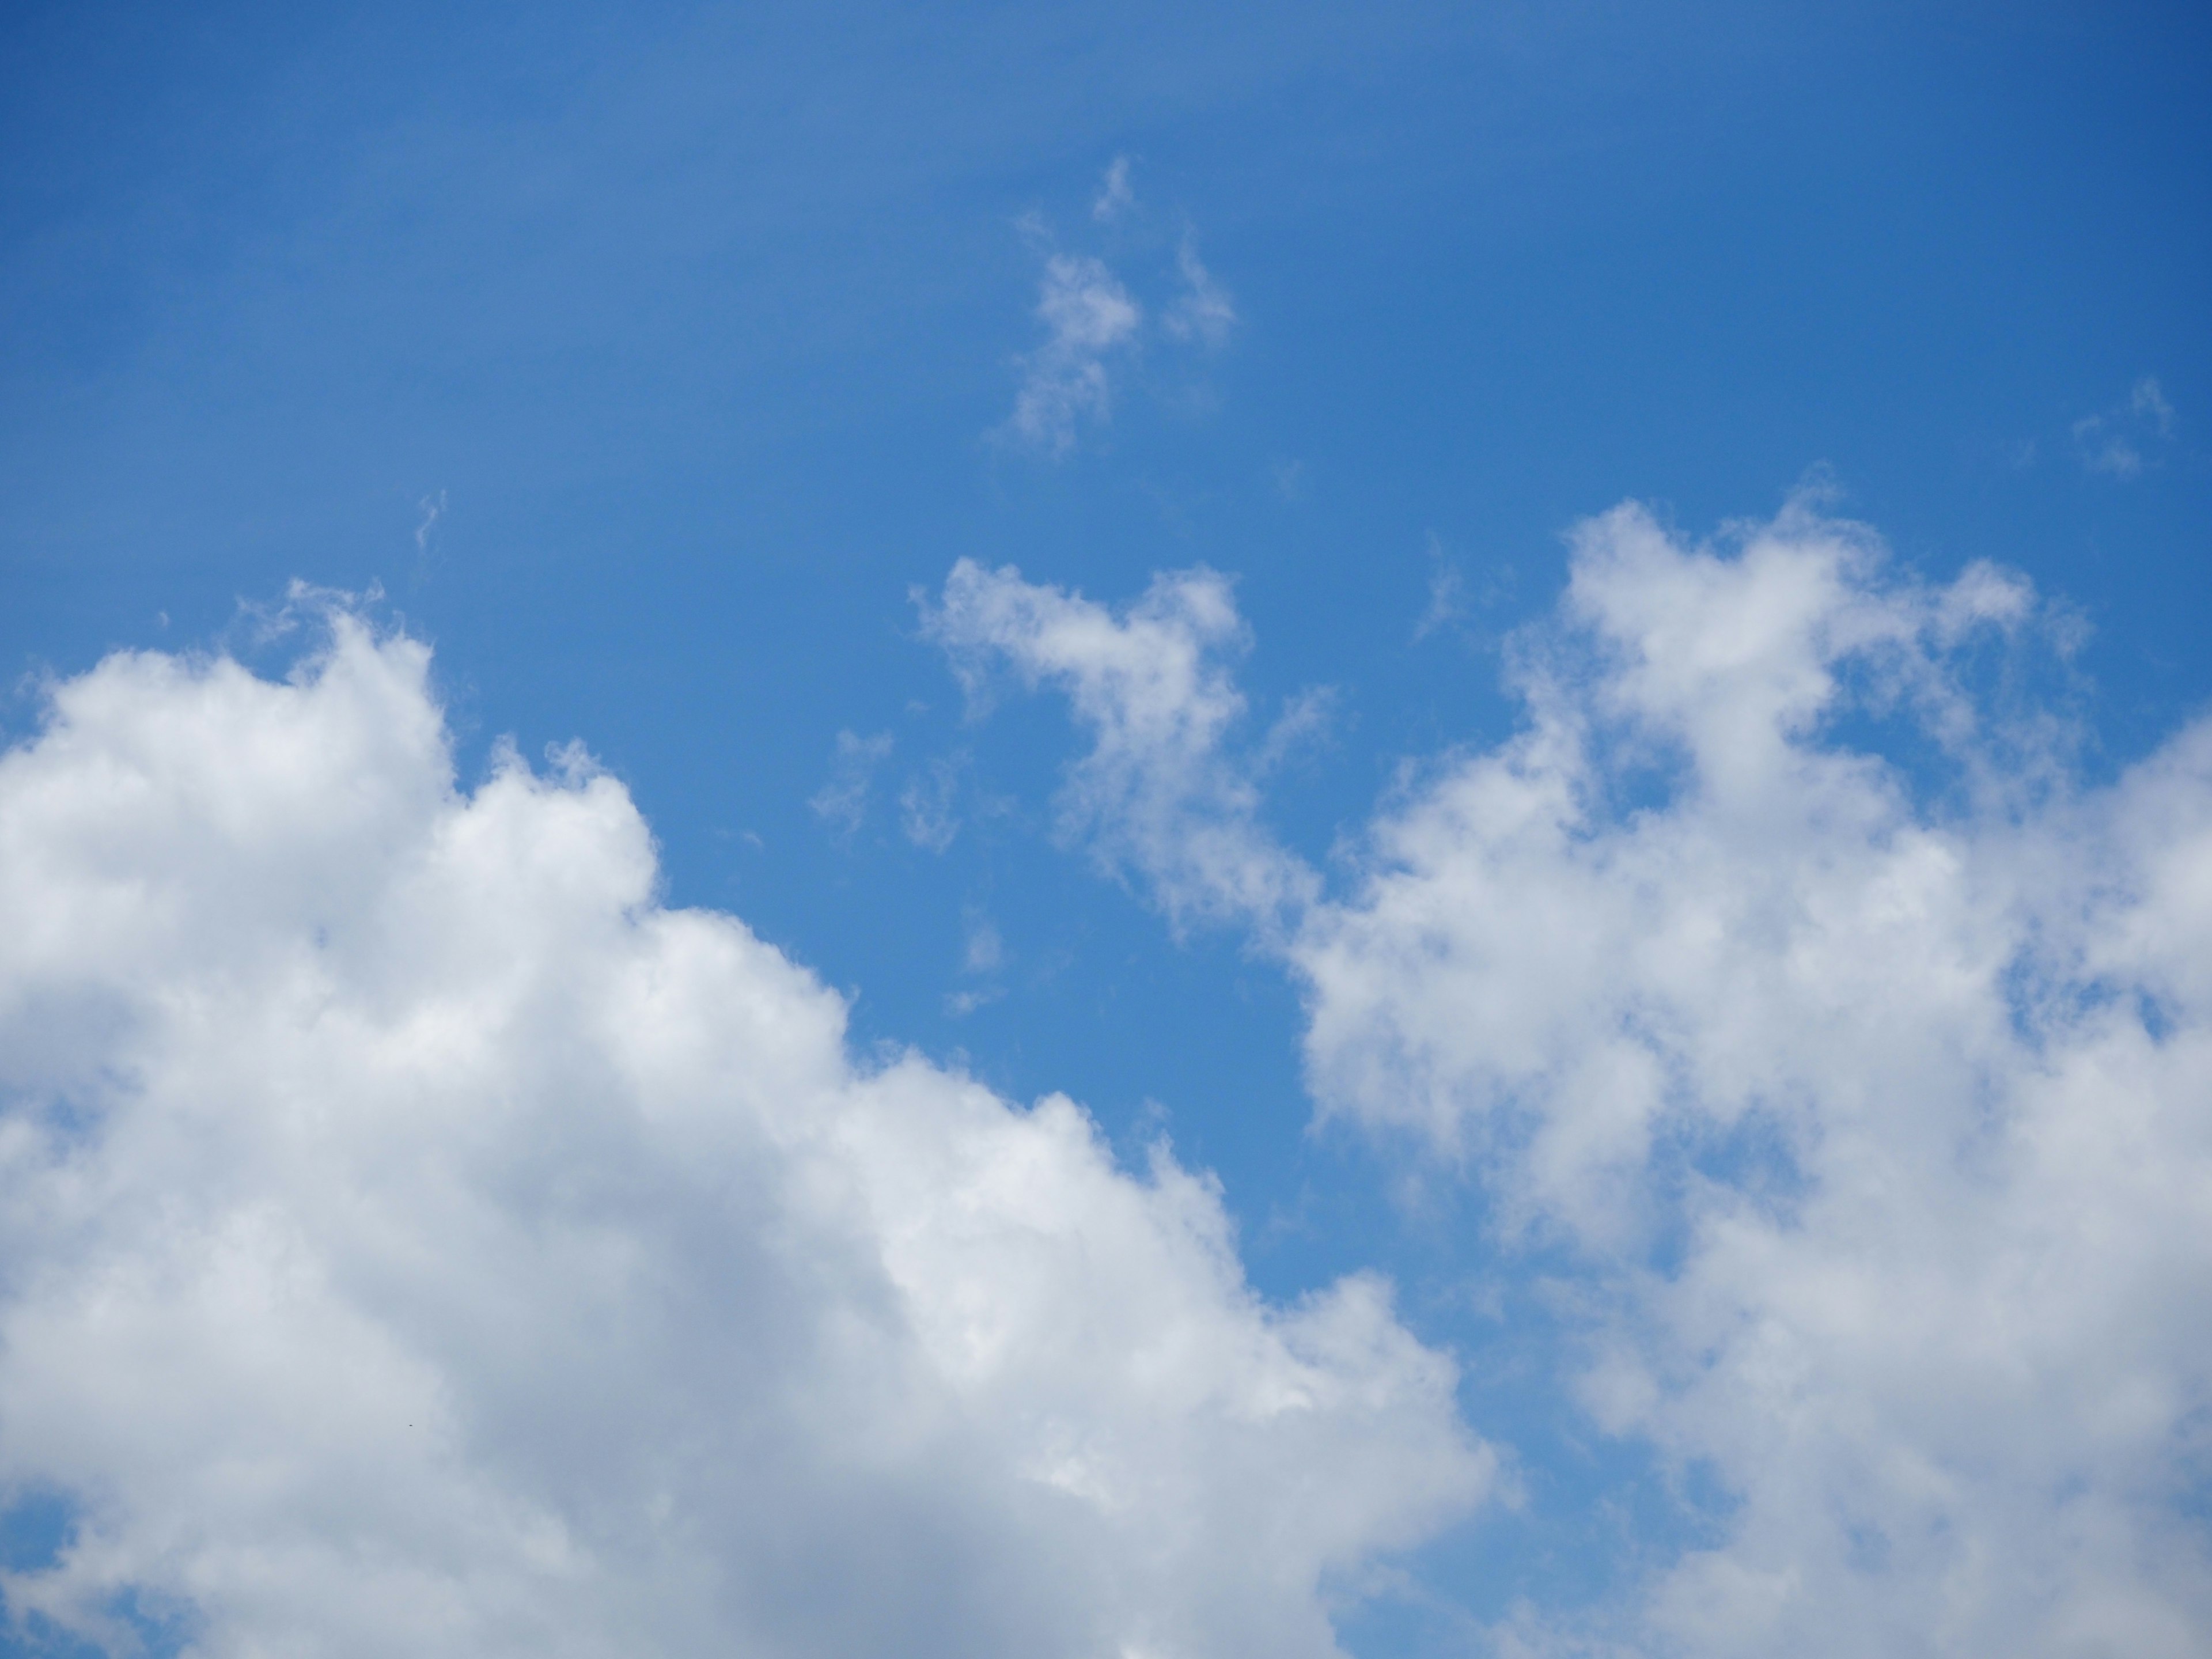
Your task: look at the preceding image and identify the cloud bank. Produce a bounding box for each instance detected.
[0,618,1494,1654]
[931,495,2212,1656]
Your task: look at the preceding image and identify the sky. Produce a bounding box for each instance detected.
[1,2,2209,1654]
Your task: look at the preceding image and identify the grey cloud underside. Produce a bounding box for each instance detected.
[930,496,2212,1657]
[0,628,1493,1656]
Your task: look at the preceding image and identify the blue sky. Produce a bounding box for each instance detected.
[2,3,2209,1654]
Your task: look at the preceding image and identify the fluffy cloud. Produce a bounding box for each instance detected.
[0,615,1495,1655]
[931,495,2212,1655]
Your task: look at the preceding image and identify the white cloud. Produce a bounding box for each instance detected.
[963,908,1006,976]
[1003,254,1143,457]
[1255,685,1339,777]
[999,185,1241,455]
[809,727,893,836]
[927,493,2212,1655]
[947,910,1005,1017]
[1414,533,1466,642]
[899,754,964,853]
[1092,156,1135,224]
[0,613,1496,1656]
[2073,375,2177,478]
[1163,239,1237,349]
[2075,423,2144,479]
[923,559,1316,937]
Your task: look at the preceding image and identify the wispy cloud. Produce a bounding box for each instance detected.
[413,489,447,551]
[1092,154,1135,223]
[998,164,1244,457]
[1162,238,1237,348]
[898,753,963,852]
[1255,685,1338,775]
[808,728,892,836]
[2073,374,2176,478]
[1003,251,1143,456]
[1414,534,1465,641]
[962,907,1005,974]
[923,559,1317,938]
[946,906,1008,1015]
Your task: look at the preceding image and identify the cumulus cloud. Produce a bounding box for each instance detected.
[1003,253,1143,456]
[927,494,2212,1655]
[0,615,1495,1656]
[2073,375,2177,478]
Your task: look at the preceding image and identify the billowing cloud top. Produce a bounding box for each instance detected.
[0,620,1494,1655]
[930,497,2212,1656]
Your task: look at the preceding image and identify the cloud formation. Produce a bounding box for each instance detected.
[899,753,964,853]
[809,726,893,836]
[1004,253,1145,456]
[413,490,446,552]
[1413,533,1467,642]
[926,559,1315,935]
[1163,240,1237,349]
[0,616,1495,1655]
[2073,375,2176,478]
[999,166,1241,455]
[1092,156,1135,224]
[929,495,2212,1655]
